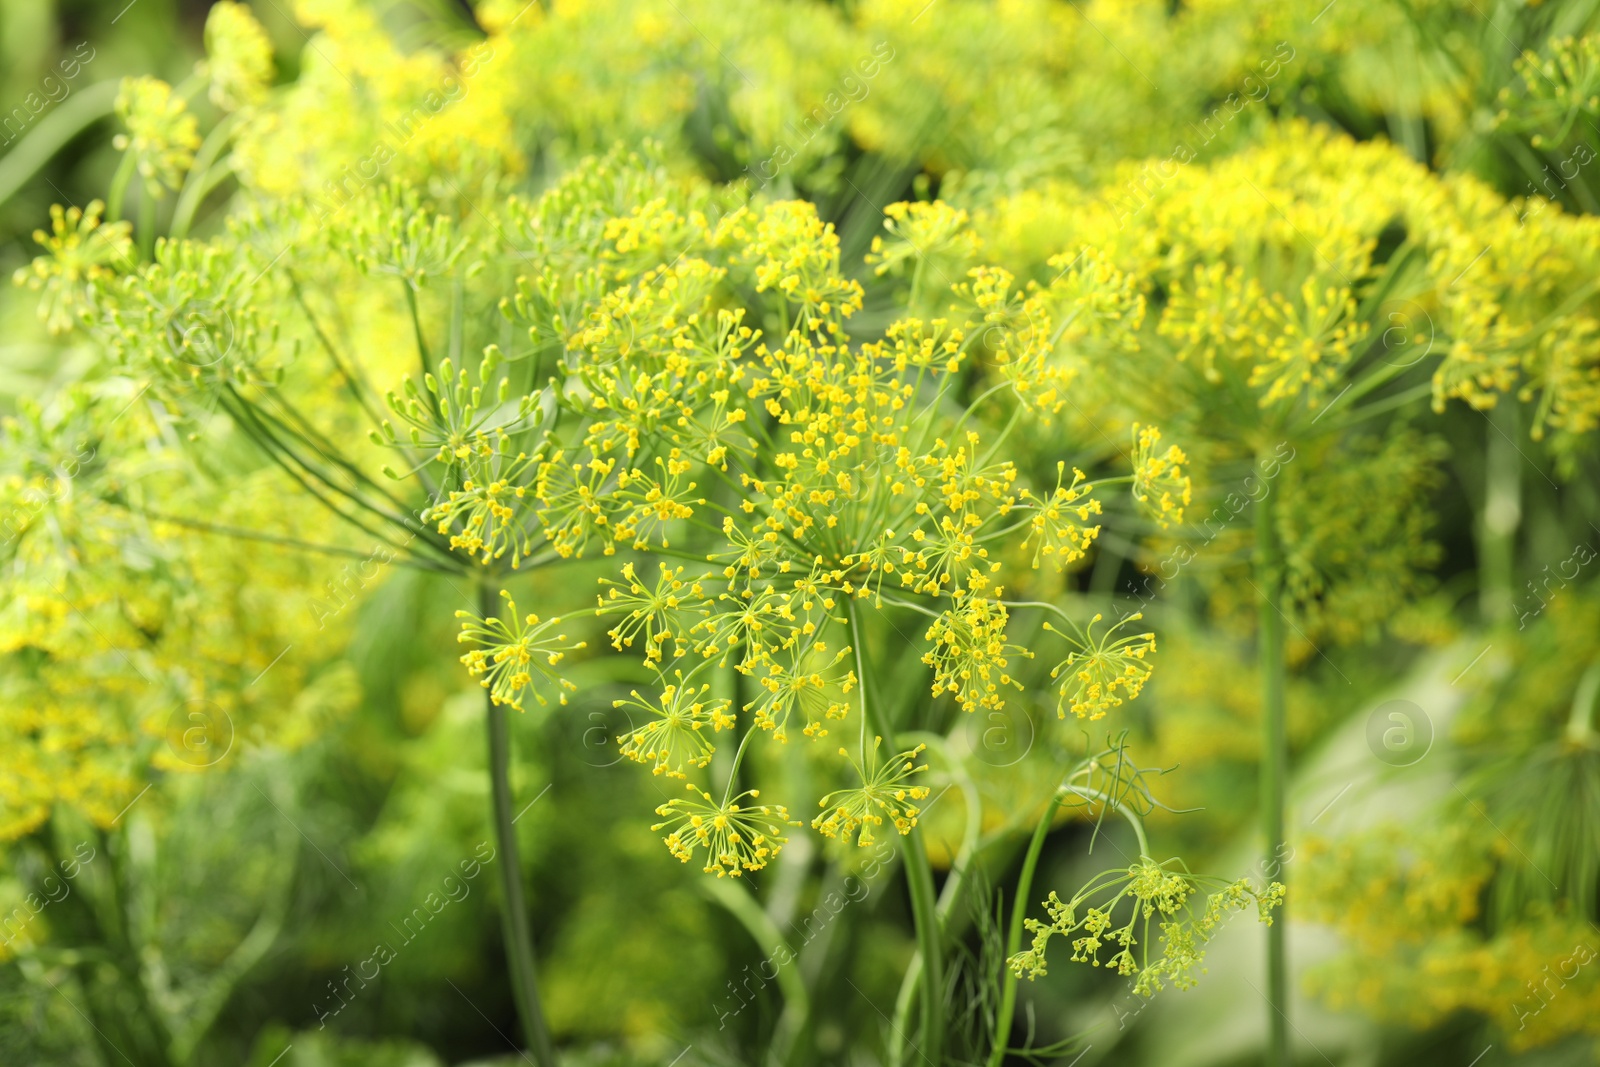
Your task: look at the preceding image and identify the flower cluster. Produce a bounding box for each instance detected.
[12,201,132,334]
[813,740,932,847]
[652,784,799,878]
[1131,424,1190,529]
[1010,857,1285,995]
[457,191,1179,873]
[454,593,586,712]
[200,1,275,112]
[1046,613,1157,721]
[113,77,200,197]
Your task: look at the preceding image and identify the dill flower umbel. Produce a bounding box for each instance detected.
[745,640,855,741]
[12,201,132,334]
[1010,857,1285,995]
[1046,612,1157,720]
[922,595,1029,714]
[425,433,541,566]
[113,77,200,197]
[613,672,734,777]
[201,1,274,111]
[597,561,706,663]
[455,592,586,711]
[652,783,798,877]
[1021,462,1102,570]
[1130,423,1191,528]
[865,201,980,280]
[813,739,932,847]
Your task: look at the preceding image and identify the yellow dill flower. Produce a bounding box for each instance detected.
[610,453,705,550]
[652,783,797,877]
[813,738,932,847]
[595,561,707,664]
[1249,278,1366,407]
[1130,423,1191,528]
[1010,857,1284,995]
[865,200,981,278]
[1021,462,1102,570]
[922,595,1030,714]
[1157,261,1264,383]
[744,639,855,741]
[113,77,200,197]
[1046,612,1156,720]
[958,264,1072,416]
[741,200,864,335]
[455,591,586,711]
[533,451,621,558]
[201,1,274,111]
[613,672,734,777]
[424,433,541,566]
[11,201,132,334]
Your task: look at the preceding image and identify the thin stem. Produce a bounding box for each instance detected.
[406,283,437,395]
[891,731,982,1047]
[107,150,138,225]
[288,302,380,429]
[482,580,558,1067]
[848,600,943,1067]
[170,112,242,240]
[1061,785,1151,858]
[986,777,1151,1066]
[110,500,462,573]
[1480,401,1520,627]
[219,389,420,557]
[0,80,119,211]
[701,877,810,1062]
[989,789,1064,1067]
[1566,658,1600,745]
[136,185,156,261]
[72,827,178,1067]
[224,385,455,560]
[1255,458,1290,1067]
[258,391,416,511]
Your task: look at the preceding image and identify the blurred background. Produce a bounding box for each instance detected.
[2,1,1599,1065]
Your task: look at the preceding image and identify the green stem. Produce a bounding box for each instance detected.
[987,781,1151,1066]
[405,283,437,395]
[1566,658,1600,745]
[848,601,943,1067]
[482,581,558,1067]
[890,732,982,1050]
[66,827,178,1067]
[1255,461,1290,1067]
[1481,401,1520,628]
[988,790,1064,1067]
[0,80,119,211]
[107,151,137,224]
[169,112,242,240]
[701,877,810,1061]
[137,185,156,260]
[1062,785,1151,859]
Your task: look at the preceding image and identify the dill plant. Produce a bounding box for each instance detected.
[11,0,1600,1062]
[955,122,1558,1063]
[3,42,1203,1055]
[12,28,1282,1051]
[445,188,1262,1062]
[444,187,1196,1062]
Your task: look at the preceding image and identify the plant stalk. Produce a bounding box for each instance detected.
[0,80,120,209]
[1480,400,1520,628]
[988,790,1064,1067]
[482,581,558,1067]
[847,600,943,1067]
[1255,468,1290,1067]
